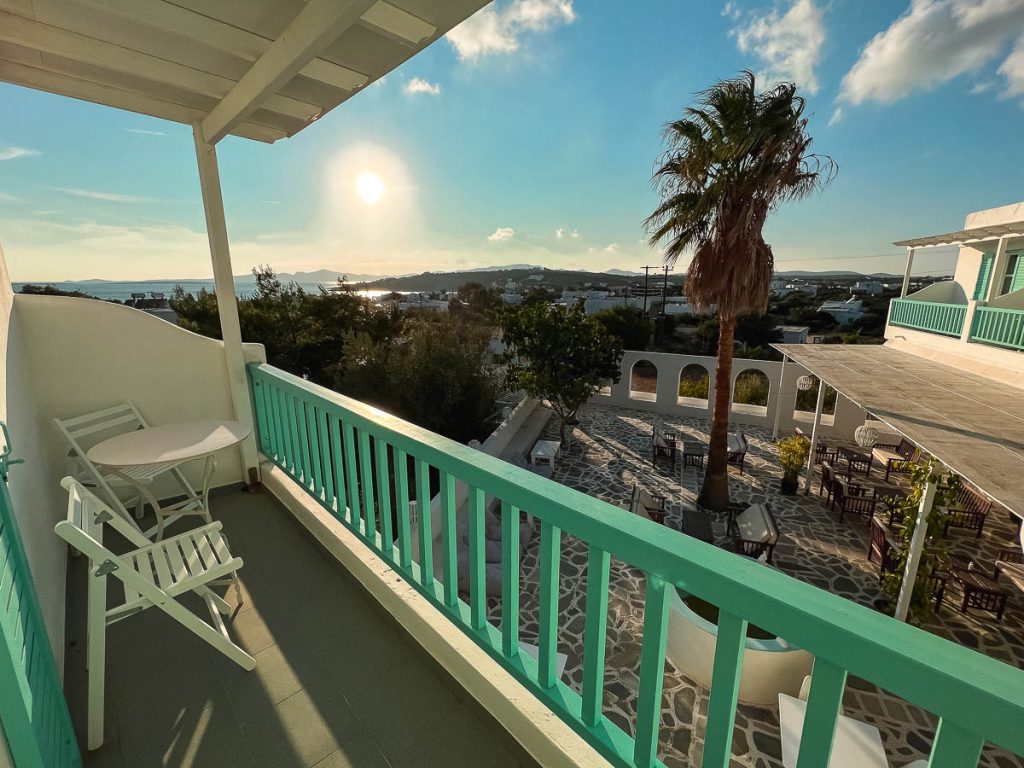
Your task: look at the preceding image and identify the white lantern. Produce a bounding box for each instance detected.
[854,425,879,448]
[796,375,816,391]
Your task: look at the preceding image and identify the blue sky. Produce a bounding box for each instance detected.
[1,0,1023,281]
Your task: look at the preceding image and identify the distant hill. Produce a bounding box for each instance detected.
[354,267,666,293]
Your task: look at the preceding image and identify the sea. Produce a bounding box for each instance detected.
[11,280,399,302]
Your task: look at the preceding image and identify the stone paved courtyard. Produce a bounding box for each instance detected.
[494,403,1024,768]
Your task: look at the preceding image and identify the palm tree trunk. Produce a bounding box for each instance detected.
[698,313,735,511]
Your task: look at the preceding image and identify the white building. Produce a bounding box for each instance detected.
[818,298,864,325]
[775,325,810,344]
[851,281,884,296]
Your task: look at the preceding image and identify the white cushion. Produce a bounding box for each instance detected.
[735,503,777,544]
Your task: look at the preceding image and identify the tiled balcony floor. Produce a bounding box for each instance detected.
[64,490,538,768]
[501,403,1022,768]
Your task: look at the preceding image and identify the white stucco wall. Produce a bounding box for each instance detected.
[592,350,863,440]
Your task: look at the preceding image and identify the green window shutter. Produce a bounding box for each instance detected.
[973,253,994,300]
[1010,253,1024,294]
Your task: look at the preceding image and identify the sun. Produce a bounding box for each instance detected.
[356,172,385,204]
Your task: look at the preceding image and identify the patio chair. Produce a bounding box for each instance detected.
[942,483,991,538]
[867,516,902,584]
[818,460,838,506]
[728,503,779,562]
[55,477,254,750]
[832,477,877,525]
[52,402,206,538]
[727,432,748,474]
[871,437,917,481]
[630,483,667,525]
[651,426,677,471]
[794,427,835,465]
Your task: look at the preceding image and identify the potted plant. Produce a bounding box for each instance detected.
[777,435,810,494]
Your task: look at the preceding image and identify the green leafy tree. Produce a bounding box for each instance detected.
[500,301,623,444]
[456,281,502,317]
[645,71,835,510]
[592,305,652,351]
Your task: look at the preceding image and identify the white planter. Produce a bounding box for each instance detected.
[666,589,813,708]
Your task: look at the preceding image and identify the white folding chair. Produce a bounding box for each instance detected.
[52,402,207,539]
[56,477,255,750]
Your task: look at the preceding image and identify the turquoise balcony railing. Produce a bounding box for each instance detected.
[248,363,1024,767]
[970,306,1024,351]
[889,298,967,337]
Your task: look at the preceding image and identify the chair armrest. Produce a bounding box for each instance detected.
[997,548,1023,564]
[873,442,899,451]
[651,494,667,509]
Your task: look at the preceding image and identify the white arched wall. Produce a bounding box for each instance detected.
[594,349,862,439]
[628,358,660,402]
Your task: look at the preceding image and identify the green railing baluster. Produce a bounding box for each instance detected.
[374,437,393,558]
[501,500,520,658]
[251,379,271,454]
[415,459,434,587]
[305,403,323,498]
[537,521,562,689]
[439,471,457,608]
[295,397,311,486]
[358,429,376,541]
[327,416,346,517]
[467,485,486,630]
[796,659,847,768]
[317,408,334,508]
[395,449,412,570]
[342,421,360,526]
[702,610,748,768]
[581,546,610,727]
[929,719,984,764]
[285,392,301,476]
[634,574,671,768]
[273,384,289,467]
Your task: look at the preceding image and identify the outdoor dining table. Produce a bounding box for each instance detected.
[837,446,872,478]
[87,419,250,539]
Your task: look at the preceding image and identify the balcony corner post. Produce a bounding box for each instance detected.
[960,299,978,343]
[900,247,915,298]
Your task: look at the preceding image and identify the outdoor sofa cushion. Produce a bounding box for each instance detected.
[733,503,779,545]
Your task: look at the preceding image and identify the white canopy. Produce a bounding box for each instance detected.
[893,221,1024,249]
[0,0,489,143]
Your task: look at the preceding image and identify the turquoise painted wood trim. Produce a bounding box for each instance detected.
[468,485,486,630]
[581,546,610,728]
[284,392,300,474]
[889,299,966,337]
[414,459,433,588]
[439,471,457,608]
[251,377,271,454]
[929,718,984,765]
[973,253,994,300]
[0,477,82,768]
[1009,252,1024,294]
[342,422,360,526]
[247,363,1024,764]
[317,409,334,509]
[327,416,346,517]
[295,397,312,486]
[702,610,748,768]
[538,521,562,689]
[305,403,323,498]
[358,430,376,542]
[633,576,671,768]
[374,438,393,559]
[501,500,521,658]
[970,306,1024,351]
[271,385,288,468]
[395,448,412,571]
[796,660,846,768]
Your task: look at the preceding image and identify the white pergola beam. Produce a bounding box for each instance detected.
[803,380,826,494]
[901,247,915,298]
[70,0,369,93]
[361,2,436,44]
[202,0,377,145]
[894,472,937,622]
[0,11,320,123]
[0,58,285,143]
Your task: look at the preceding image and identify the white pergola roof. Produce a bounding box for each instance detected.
[0,0,489,143]
[773,343,1024,520]
[893,221,1024,249]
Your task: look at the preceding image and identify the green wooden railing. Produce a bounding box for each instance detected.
[0,447,81,767]
[248,363,1024,767]
[970,306,1024,351]
[889,298,967,337]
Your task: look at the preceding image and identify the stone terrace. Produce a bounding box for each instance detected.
[495,403,1024,768]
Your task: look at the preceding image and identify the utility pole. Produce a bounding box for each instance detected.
[642,265,656,315]
[661,265,670,316]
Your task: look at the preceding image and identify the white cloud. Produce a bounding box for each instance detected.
[722,1,741,21]
[971,79,996,93]
[0,147,40,161]
[487,227,516,242]
[835,0,1024,114]
[447,0,576,61]
[733,0,826,94]
[52,187,156,203]
[404,77,441,96]
[604,243,620,252]
[554,227,580,239]
[999,35,1024,99]
[123,128,167,136]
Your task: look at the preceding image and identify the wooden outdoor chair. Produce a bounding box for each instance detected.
[52,402,206,538]
[942,484,991,538]
[795,426,835,465]
[651,426,677,471]
[819,460,838,506]
[867,516,902,584]
[630,483,667,525]
[871,437,917,482]
[727,432,748,474]
[55,477,255,750]
[832,477,878,525]
[728,503,780,562]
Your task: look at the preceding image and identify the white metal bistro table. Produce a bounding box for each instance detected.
[87,420,250,540]
[778,693,888,768]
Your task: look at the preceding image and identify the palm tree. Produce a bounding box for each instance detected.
[645,72,835,511]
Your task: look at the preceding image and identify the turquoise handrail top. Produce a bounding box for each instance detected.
[248,362,1024,767]
[889,298,967,337]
